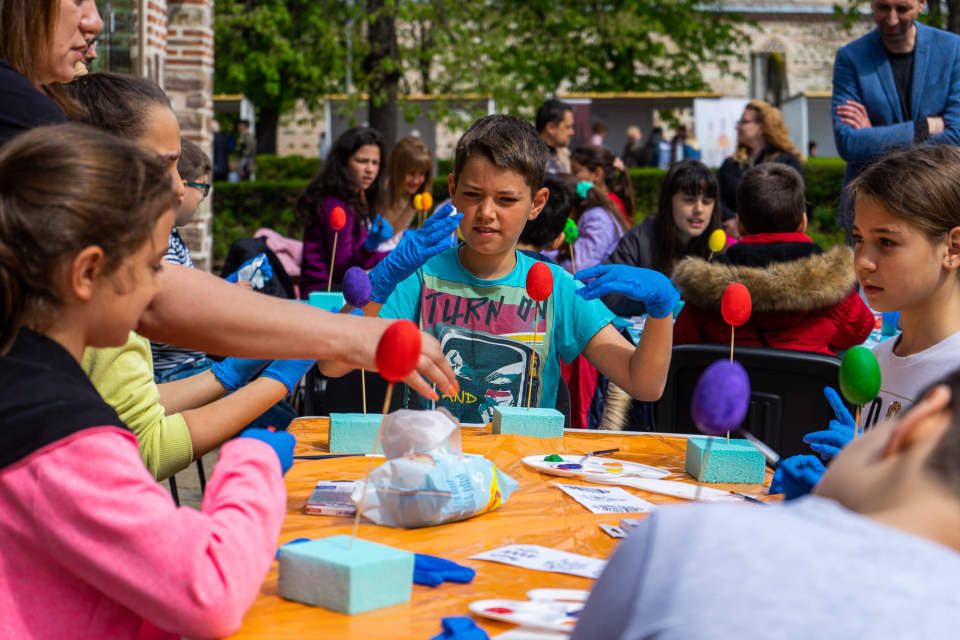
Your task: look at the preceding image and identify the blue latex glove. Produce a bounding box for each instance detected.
[225,253,274,285]
[260,359,317,394]
[430,617,490,640]
[803,387,862,461]
[369,204,463,303]
[210,357,271,392]
[414,553,477,586]
[363,214,394,251]
[238,427,296,474]
[574,264,680,319]
[769,454,826,500]
[330,307,366,316]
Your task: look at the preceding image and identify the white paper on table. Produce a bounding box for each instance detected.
[469,545,607,579]
[551,482,658,515]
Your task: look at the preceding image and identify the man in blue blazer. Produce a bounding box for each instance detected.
[833,0,960,228]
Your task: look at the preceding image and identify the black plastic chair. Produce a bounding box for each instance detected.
[654,344,853,459]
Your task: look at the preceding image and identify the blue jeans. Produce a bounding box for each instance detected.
[154,358,298,431]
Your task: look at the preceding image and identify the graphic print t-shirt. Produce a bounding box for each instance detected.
[381,247,615,424]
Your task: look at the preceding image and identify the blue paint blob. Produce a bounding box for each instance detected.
[557,463,583,470]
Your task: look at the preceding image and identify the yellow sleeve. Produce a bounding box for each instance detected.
[82,332,194,481]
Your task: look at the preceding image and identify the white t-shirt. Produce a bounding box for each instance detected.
[861,328,960,429]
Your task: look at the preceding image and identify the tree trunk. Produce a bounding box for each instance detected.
[365,0,400,148]
[257,106,280,155]
[929,0,942,26]
[948,0,960,34]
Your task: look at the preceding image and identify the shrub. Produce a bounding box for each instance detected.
[255,155,320,181]
[212,180,308,259]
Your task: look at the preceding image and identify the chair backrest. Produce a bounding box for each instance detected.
[655,344,852,459]
[556,377,572,429]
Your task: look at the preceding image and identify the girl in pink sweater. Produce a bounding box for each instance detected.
[0,126,290,639]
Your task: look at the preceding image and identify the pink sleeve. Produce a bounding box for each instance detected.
[33,430,286,639]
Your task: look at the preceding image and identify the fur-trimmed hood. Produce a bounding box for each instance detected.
[673,244,857,314]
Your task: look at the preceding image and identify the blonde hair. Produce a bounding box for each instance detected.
[626,126,641,139]
[731,100,802,166]
[386,136,434,214]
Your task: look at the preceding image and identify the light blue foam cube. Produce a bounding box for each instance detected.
[329,413,384,454]
[684,437,766,484]
[278,535,414,615]
[491,406,564,438]
[309,291,345,312]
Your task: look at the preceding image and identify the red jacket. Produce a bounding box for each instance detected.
[672,235,874,356]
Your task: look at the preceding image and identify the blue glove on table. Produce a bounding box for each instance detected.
[363,214,394,251]
[769,454,825,500]
[430,617,489,640]
[238,427,296,474]
[225,253,274,288]
[414,553,476,586]
[803,387,862,461]
[261,359,317,394]
[211,357,271,392]
[574,264,680,319]
[370,204,463,303]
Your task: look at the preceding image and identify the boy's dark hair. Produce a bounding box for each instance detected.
[920,366,960,497]
[65,72,171,141]
[520,174,572,249]
[178,138,212,183]
[736,164,805,234]
[535,100,573,134]
[454,115,548,193]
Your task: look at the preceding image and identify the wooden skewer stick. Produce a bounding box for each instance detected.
[327,232,339,294]
[349,383,394,550]
[526,302,540,411]
[729,325,735,363]
[570,244,577,274]
[361,369,367,415]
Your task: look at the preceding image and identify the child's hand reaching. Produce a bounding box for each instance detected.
[803,387,862,461]
[238,427,296,474]
[769,454,825,500]
[363,214,394,251]
[575,264,680,319]
[369,204,463,303]
[260,359,318,394]
[211,357,271,392]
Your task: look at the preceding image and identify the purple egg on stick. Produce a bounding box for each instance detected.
[343,266,372,309]
[691,360,751,436]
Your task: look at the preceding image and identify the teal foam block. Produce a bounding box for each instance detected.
[329,414,384,454]
[278,535,414,614]
[309,291,345,312]
[491,406,564,438]
[684,437,766,484]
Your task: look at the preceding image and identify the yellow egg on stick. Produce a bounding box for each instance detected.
[708,229,726,261]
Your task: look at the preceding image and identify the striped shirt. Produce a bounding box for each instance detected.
[151,229,207,372]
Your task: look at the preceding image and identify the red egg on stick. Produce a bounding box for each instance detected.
[720,282,752,443]
[525,262,554,410]
[351,319,423,548]
[327,206,347,293]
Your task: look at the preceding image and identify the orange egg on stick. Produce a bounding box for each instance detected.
[350,320,423,549]
[525,262,554,410]
[327,206,347,293]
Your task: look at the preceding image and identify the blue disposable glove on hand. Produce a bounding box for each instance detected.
[363,214,394,251]
[238,427,296,474]
[803,387,861,461]
[260,359,317,394]
[225,253,273,287]
[414,553,477,586]
[210,357,271,392]
[574,264,680,319]
[430,617,490,640]
[369,204,463,303]
[769,454,826,500]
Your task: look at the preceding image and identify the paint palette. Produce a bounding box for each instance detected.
[522,455,670,481]
[469,589,589,632]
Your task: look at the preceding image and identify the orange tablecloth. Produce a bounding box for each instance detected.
[229,420,776,639]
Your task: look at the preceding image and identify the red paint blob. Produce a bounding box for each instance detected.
[485,607,514,615]
[329,206,347,232]
[375,320,422,382]
[526,261,554,302]
[721,282,752,327]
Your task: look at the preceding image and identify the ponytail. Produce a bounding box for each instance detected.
[611,163,636,220]
[570,145,633,226]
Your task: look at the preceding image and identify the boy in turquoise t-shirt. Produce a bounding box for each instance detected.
[321,115,678,424]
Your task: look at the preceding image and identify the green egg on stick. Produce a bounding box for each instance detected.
[838,346,882,437]
[564,218,579,273]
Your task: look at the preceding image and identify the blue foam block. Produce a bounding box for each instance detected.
[309,291,345,312]
[684,437,766,484]
[491,406,564,438]
[278,535,414,614]
[329,413,384,454]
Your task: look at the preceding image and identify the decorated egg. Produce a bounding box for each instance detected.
[839,346,882,406]
[329,206,347,231]
[526,261,554,302]
[413,193,424,210]
[376,320,422,382]
[691,360,751,436]
[342,266,372,309]
[422,192,433,209]
[563,218,579,243]
[708,229,727,253]
[721,283,752,327]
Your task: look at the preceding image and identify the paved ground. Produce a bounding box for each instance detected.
[163,449,220,510]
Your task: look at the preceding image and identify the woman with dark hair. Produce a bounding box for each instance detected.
[570,144,635,223]
[602,160,721,316]
[298,126,392,296]
[717,100,804,235]
[0,0,102,146]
